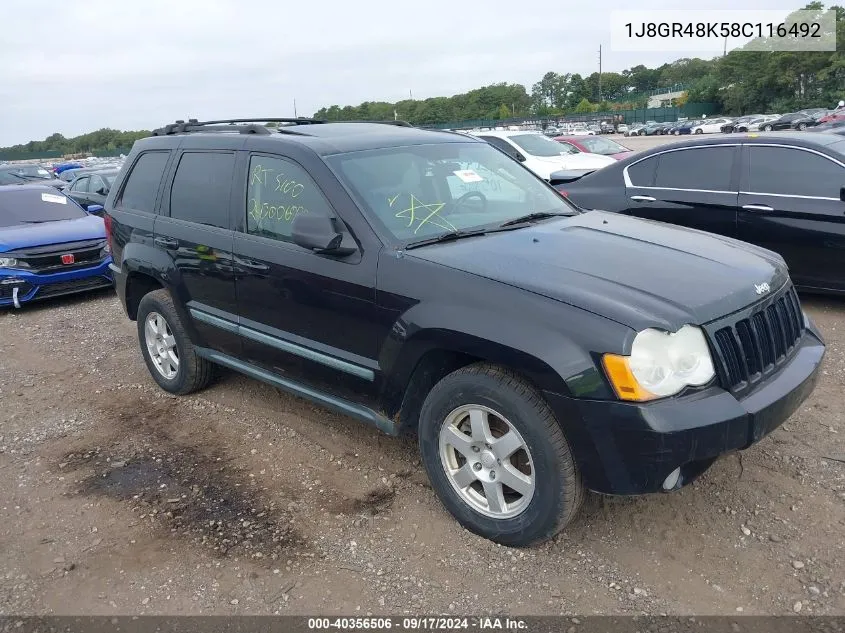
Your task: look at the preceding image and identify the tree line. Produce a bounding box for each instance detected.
[2,3,842,156]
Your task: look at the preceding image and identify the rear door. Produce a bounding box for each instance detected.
[155,149,240,356]
[738,144,845,291]
[622,145,740,237]
[67,176,91,208]
[86,174,109,208]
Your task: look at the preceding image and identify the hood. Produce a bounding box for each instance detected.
[0,214,105,252]
[408,210,789,332]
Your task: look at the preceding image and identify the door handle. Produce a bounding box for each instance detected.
[238,258,270,272]
[154,236,179,249]
[630,195,656,202]
[742,204,774,213]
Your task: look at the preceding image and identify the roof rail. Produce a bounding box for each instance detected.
[152,118,415,136]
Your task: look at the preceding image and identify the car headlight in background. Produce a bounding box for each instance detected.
[603,325,715,401]
[0,257,18,268]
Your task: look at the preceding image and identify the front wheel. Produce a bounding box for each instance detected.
[418,363,584,546]
[763,125,773,131]
[694,128,704,134]
[797,123,807,131]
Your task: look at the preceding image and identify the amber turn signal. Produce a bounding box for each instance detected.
[602,354,658,402]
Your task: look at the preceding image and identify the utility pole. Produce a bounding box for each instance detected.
[598,45,602,103]
[409,89,413,100]
[293,98,297,117]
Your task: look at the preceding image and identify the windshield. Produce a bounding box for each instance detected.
[328,142,575,242]
[7,165,53,179]
[576,137,629,155]
[0,189,87,228]
[0,171,27,185]
[508,134,573,157]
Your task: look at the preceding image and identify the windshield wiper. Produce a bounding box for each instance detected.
[404,229,489,250]
[499,211,571,228]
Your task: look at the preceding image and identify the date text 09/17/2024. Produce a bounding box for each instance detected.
[306,617,528,630]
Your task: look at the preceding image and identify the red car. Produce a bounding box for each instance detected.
[817,112,845,124]
[553,135,635,160]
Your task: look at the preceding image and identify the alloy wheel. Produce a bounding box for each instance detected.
[438,404,535,519]
[144,311,180,379]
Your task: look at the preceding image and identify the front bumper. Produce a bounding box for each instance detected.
[545,325,825,495]
[0,258,114,307]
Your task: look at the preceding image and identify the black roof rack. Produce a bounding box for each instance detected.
[152,118,415,136]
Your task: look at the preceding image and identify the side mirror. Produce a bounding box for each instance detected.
[291,214,356,255]
[87,204,104,215]
[515,153,526,162]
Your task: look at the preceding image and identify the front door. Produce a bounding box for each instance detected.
[623,144,740,238]
[232,152,385,407]
[737,144,845,292]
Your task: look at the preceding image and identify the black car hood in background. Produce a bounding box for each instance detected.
[409,210,789,332]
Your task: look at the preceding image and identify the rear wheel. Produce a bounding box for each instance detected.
[763,124,773,131]
[418,363,583,546]
[694,128,704,134]
[797,122,807,131]
[137,289,215,395]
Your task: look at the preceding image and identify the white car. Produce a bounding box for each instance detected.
[745,114,781,131]
[690,117,733,134]
[471,130,615,179]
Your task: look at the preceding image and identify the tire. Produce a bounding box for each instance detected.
[797,123,807,131]
[763,125,773,131]
[136,289,215,395]
[694,128,703,134]
[418,363,584,546]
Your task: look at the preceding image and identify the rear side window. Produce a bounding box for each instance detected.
[479,136,521,160]
[120,151,170,213]
[747,146,845,198]
[245,154,331,243]
[70,176,89,193]
[626,156,657,186]
[169,152,235,229]
[654,147,734,191]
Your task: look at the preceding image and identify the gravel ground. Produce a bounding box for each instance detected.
[0,287,842,617]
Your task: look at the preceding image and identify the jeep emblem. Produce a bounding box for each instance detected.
[755,282,771,295]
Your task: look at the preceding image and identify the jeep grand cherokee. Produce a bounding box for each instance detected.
[104,118,825,545]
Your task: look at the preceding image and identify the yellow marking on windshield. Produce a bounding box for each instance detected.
[393,193,456,234]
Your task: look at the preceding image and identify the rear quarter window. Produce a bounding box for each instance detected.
[626,156,657,186]
[118,151,171,213]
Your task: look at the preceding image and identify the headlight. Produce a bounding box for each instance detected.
[603,325,715,401]
[0,257,18,268]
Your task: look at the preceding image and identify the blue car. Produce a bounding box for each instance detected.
[0,184,113,308]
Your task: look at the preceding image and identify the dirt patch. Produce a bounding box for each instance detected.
[56,397,304,563]
[327,485,396,516]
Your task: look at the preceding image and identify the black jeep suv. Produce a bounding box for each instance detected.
[105,118,825,546]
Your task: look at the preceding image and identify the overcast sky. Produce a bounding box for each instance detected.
[1,0,789,146]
